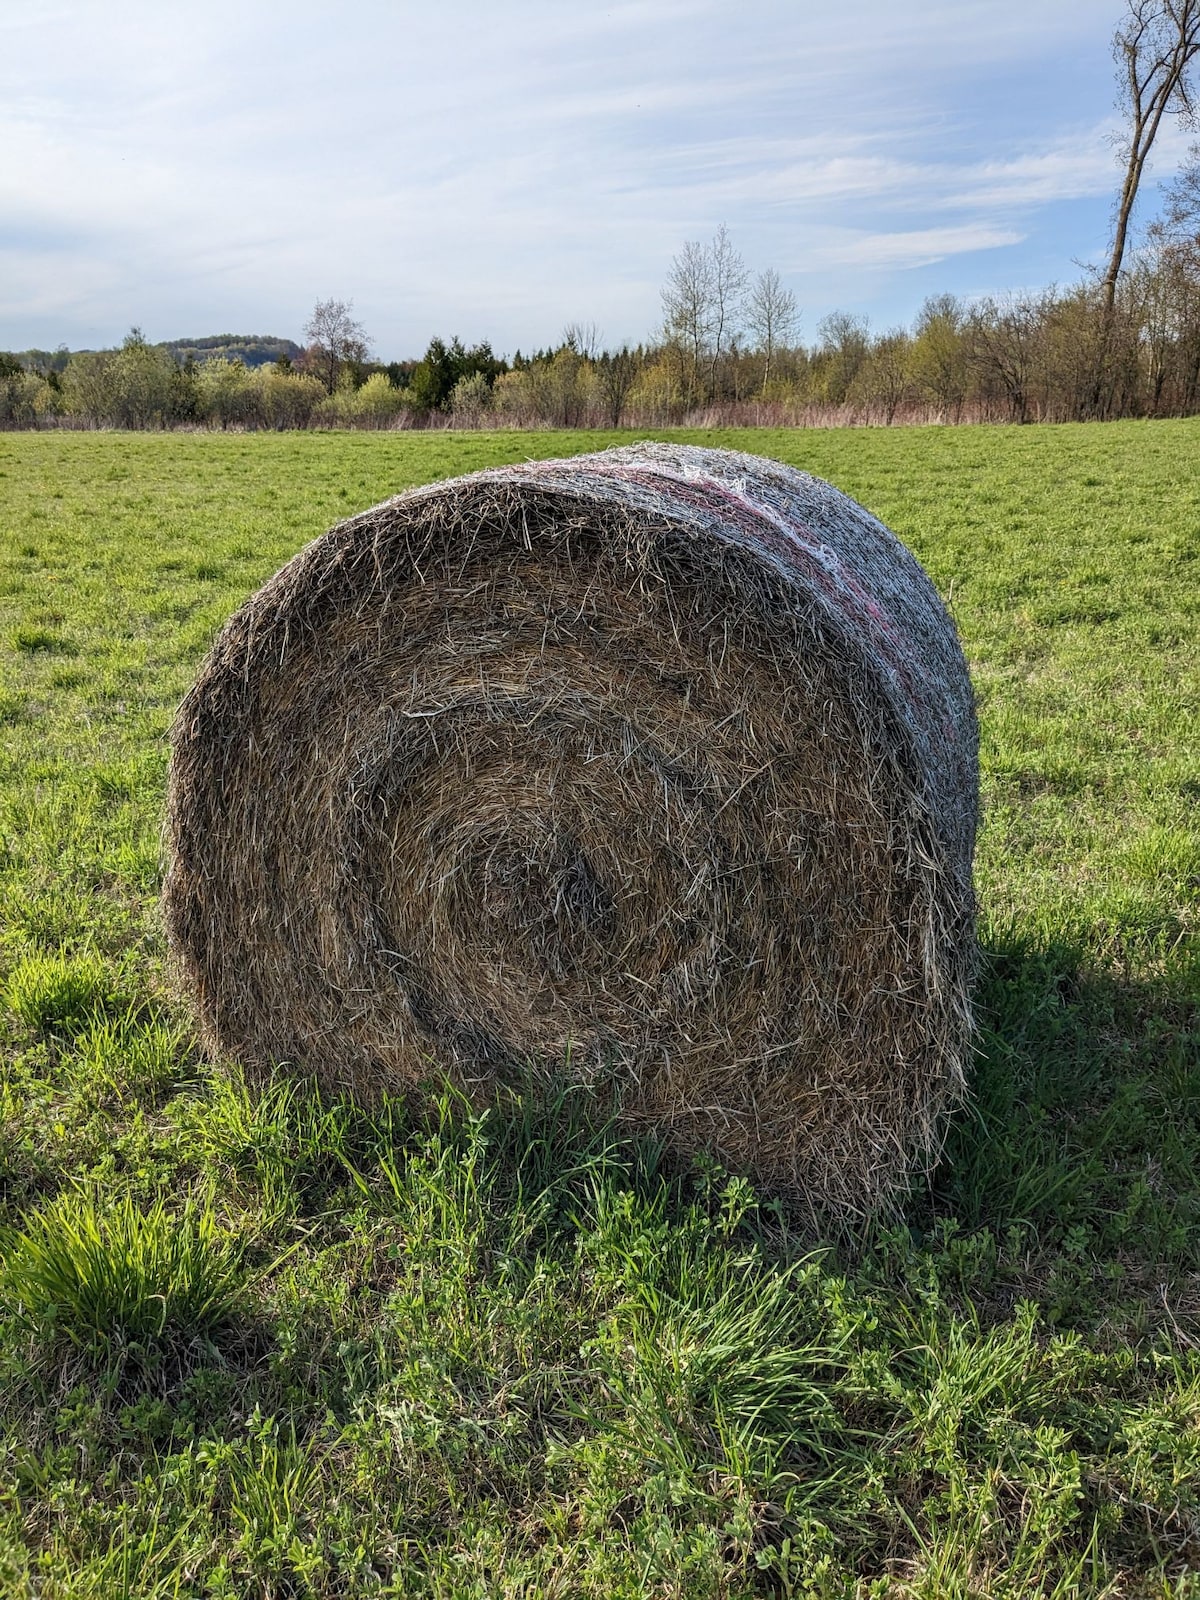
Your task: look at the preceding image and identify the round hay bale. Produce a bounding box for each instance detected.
[164,443,978,1218]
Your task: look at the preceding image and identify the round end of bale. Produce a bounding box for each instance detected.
[163,443,978,1220]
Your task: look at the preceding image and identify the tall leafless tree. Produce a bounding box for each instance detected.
[1102,1,1200,318]
[661,226,748,405]
[746,267,799,394]
[561,321,601,361]
[704,225,749,401]
[1148,144,1200,409]
[661,238,713,407]
[305,298,369,392]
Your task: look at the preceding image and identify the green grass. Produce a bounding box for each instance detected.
[4,949,129,1035]
[0,423,1197,1596]
[1,1188,247,1346]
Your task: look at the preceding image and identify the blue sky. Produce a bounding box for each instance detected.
[1,0,1193,359]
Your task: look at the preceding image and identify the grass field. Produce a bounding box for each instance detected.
[0,423,1197,1597]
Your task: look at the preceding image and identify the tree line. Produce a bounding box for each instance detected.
[3,243,1198,432]
[4,2,1198,433]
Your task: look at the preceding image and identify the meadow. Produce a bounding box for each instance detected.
[0,422,1197,1598]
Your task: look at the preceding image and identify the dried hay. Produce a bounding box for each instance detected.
[163,443,978,1219]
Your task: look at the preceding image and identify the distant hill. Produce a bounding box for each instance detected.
[162,335,303,369]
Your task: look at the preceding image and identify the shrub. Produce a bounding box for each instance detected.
[449,370,493,427]
[195,356,255,429]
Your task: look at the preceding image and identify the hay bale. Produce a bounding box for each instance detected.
[164,443,978,1218]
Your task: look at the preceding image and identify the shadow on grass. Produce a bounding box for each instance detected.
[918,926,1200,1277]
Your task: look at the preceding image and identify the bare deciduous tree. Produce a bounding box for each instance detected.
[1103,0,1200,317]
[562,322,601,361]
[968,292,1052,423]
[305,298,369,392]
[816,311,870,406]
[1163,137,1200,233]
[746,268,799,394]
[662,238,714,406]
[661,225,748,405]
[1147,146,1200,408]
[596,346,641,427]
[704,225,749,401]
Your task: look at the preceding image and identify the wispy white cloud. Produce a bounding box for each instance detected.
[815,224,1027,271]
[0,0,1181,352]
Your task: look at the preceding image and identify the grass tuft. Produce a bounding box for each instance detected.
[0,1188,247,1346]
[12,624,75,654]
[4,950,125,1036]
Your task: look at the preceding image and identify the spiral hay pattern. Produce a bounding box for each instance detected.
[164,444,978,1217]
